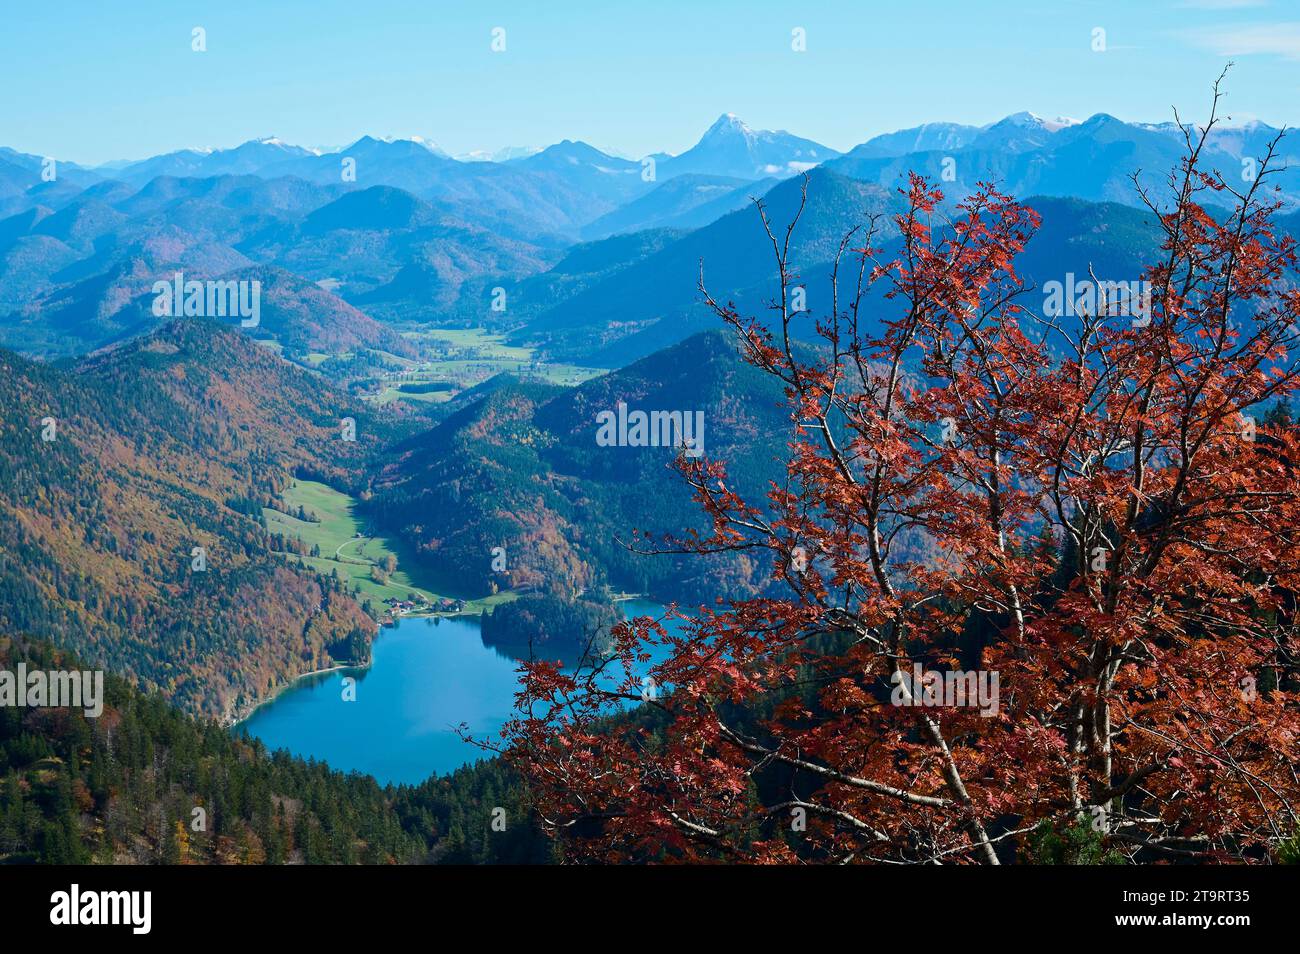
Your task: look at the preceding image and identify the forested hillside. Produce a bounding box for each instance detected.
[0,319,392,718]
[0,636,550,864]
[365,329,790,608]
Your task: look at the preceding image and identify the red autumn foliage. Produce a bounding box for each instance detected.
[489,84,1300,864]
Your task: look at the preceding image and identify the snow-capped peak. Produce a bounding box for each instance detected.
[997,111,1079,133]
[454,145,543,163]
[705,113,754,138]
[377,135,443,151]
[1041,116,1080,133]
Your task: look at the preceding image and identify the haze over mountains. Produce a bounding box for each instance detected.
[2,108,1295,369]
[3,89,1299,871]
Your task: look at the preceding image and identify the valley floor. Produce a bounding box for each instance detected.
[264,479,517,617]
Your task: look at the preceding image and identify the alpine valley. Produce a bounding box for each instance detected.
[2,106,1298,865]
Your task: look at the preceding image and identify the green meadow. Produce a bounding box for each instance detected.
[366,326,606,404]
[264,479,516,615]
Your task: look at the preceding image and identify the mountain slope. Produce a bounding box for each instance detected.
[845,121,983,159]
[579,173,763,240]
[512,169,897,365]
[0,319,388,718]
[365,330,788,604]
[0,636,550,864]
[0,250,417,362]
[660,114,841,180]
[241,184,556,317]
[223,265,420,358]
[112,138,318,184]
[255,138,648,236]
[480,227,687,327]
[507,179,1186,370]
[829,112,1300,210]
[508,141,645,206]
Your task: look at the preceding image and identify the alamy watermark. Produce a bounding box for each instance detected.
[595,402,704,457]
[1043,273,1151,327]
[152,271,260,327]
[891,664,999,717]
[50,884,150,935]
[0,664,104,718]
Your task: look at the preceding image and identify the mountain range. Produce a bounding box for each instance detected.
[11,107,1282,368]
[3,97,1299,869]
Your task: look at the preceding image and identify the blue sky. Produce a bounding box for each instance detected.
[3,0,1298,165]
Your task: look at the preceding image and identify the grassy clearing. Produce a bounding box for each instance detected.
[402,327,533,360]
[368,349,421,370]
[371,385,456,407]
[530,362,609,386]
[365,327,607,402]
[301,352,337,367]
[265,479,515,615]
[292,325,605,408]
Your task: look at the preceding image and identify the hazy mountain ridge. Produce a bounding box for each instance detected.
[828,112,1300,210]
[505,169,902,365]
[0,174,548,358]
[501,179,1271,367]
[4,110,1294,369]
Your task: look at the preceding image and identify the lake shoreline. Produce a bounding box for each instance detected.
[223,662,356,730]
[233,599,680,785]
[223,609,486,729]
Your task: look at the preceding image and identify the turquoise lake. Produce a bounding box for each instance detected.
[235,599,677,786]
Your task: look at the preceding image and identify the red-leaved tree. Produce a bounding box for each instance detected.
[487,82,1300,864]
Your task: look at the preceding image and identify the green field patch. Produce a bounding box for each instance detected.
[401,326,532,361]
[265,479,509,614]
[355,326,608,407]
[371,385,455,406]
